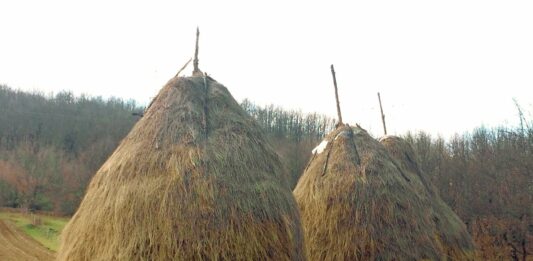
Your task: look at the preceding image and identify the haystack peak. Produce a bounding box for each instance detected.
[57,38,305,260]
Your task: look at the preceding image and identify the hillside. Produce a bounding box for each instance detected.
[0,85,531,259]
[0,85,142,215]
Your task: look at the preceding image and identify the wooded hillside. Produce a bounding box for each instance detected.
[0,85,140,214]
[0,85,530,259]
[405,128,532,260]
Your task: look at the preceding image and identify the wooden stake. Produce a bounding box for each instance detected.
[330,64,343,125]
[193,27,202,76]
[377,92,387,135]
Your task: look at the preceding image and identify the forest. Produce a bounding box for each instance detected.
[0,84,531,259]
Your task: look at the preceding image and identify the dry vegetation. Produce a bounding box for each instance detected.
[405,128,533,260]
[57,76,305,260]
[294,125,474,260]
[380,135,475,260]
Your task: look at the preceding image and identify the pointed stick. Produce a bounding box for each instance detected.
[193,27,202,76]
[175,58,192,77]
[377,92,387,135]
[330,64,343,125]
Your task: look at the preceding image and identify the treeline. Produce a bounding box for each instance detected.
[0,85,141,214]
[0,85,531,259]
[405,127,532,260]
[0,86,335,214]
[241,99,335,186]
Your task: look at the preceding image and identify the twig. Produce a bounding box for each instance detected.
[378,92,387,135]
[175,58,192,77]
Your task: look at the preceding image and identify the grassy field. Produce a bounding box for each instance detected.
[0,210,68,251]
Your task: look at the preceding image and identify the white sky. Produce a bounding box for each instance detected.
[1,0,532,138]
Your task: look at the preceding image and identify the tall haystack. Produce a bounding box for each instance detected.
[293,125,475,260]
[57,31,305,260]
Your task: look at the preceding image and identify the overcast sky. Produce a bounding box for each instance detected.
[1,0,532,137]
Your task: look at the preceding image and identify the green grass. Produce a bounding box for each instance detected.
[0,211,69,251]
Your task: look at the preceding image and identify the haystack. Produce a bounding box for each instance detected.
[57,34,305,259]
[293,125,474,260]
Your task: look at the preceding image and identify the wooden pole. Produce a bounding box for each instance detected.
[330,64,343,125]
[377,92,387,135]
[193,27,202,76]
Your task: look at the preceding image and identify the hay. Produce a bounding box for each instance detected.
[379,135,475,260]
[57,75,305,260]
[293,125,474,260]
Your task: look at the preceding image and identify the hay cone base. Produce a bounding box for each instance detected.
[379,135,475,260]
[58,76,305,260]
[294,125,474,260]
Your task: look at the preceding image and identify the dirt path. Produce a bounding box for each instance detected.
[0,219,54,261]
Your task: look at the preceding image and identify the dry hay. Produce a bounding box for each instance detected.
[57,75,305,260]
[379,135,475,260]
[293,125,474,260]
[0,219,54,261]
